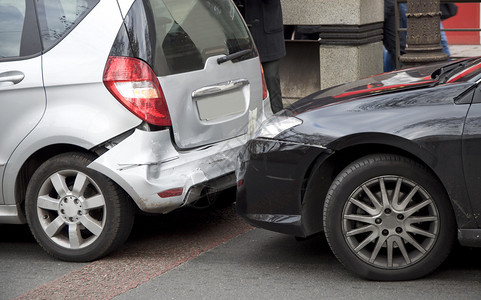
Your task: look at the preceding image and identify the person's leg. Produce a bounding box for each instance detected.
[262,59,283,113]
[440,23,451,56]
[383,46,395,72]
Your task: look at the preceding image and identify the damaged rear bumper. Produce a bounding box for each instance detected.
[88,129,245,213]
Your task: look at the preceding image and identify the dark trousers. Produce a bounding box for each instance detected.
[262,59,283,113]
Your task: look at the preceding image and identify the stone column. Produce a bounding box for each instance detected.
[280,0,384,98]
[400,0,448,67]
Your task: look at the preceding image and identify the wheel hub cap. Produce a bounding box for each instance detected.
[59,195,85,223]
[377,211,403,236]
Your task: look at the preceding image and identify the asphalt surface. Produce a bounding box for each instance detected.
[117,229,481,300]
[2,195,481,300]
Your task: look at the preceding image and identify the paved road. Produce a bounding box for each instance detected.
[117,229,481,300]
[1,199,481,300]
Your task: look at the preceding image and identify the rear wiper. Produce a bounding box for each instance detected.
[217,49,252,64]
[432,60,471,83]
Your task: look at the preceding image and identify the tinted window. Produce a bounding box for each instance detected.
[121,0,255,76]
[0,1,26,58]
[35,0,99,50]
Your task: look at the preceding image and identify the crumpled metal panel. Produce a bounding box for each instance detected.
[89,128,251,213]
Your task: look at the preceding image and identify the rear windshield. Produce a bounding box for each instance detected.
[120,0,256,76]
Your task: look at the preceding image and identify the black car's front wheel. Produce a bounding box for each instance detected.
[323,154,455,280]
[25,152,135,262]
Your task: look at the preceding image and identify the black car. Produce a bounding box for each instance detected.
[236,57,481,281]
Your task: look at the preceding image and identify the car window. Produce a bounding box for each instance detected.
[122,0,256,76]
[35,0,99,51]
[0,1,26,58]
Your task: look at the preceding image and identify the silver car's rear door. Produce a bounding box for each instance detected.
[160,56,265,149]
[160,0,265,149]
[0,0,45,206]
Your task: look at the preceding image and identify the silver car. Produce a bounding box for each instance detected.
[0,0,270,261]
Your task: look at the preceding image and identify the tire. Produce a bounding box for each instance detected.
[323,154,455,280]
[25,152,135,262]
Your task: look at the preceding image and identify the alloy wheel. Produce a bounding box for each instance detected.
[35,170,106,249]
[342,175,439,269]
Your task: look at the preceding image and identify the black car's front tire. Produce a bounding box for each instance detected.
[323,154,455,280]
[25,152,135,262]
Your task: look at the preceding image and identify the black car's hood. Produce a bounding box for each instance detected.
[286,58,479,116]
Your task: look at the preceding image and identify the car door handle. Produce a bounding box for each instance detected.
[192,79,249,99]
[0,71,25,85]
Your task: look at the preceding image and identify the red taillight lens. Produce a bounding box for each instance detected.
[103,56,172,126]
[158,188,184,198]
[260,64,268,100]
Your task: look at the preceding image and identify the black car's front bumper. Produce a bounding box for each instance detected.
[236,138,329,236]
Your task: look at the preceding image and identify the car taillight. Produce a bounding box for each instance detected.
[103,56,171,126]
[261,64,268,100]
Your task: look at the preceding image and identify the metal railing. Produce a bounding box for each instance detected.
[394,0,481,69]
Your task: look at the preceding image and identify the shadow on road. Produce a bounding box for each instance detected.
[1,223,35,243]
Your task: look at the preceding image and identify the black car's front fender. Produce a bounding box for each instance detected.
[236,138,330,236]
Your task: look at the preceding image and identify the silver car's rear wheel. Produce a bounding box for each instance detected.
[323,154,455,281]
[26,152,134,262]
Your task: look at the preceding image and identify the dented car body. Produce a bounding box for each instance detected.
[237,57,481,280]
[0,0,269,261]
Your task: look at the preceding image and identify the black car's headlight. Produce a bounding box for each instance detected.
[255,116,303,139]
